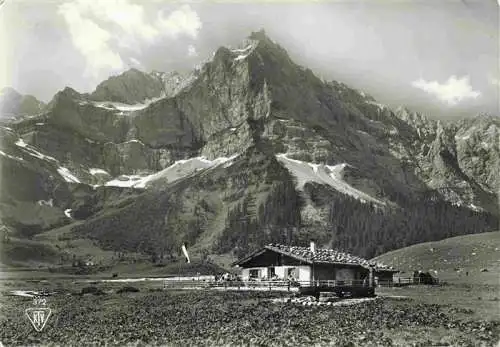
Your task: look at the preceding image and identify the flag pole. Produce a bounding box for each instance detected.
[179,243,190,283]
[178,250,181,283]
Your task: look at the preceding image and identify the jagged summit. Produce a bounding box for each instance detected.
[248,29,271,42]
[0,87,46,119]
[59,86,82,98]
[89,68,165,104]
[46,86,83,109]
[1,87,21,97]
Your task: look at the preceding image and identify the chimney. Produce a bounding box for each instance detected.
[310,241,316,254]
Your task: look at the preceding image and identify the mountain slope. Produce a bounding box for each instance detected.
[373,231,500,285]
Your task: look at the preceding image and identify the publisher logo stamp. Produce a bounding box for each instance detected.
[25,296,51,332]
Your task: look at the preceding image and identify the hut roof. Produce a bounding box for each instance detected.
[233,243,397,272]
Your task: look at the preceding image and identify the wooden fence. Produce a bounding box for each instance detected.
[390,276,439,286]
[162,277,439,291]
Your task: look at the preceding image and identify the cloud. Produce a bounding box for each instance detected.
[411,75,480,106]
[0,2,11,89]
[187,44,198,57]
[58,1,202,78]
[157,5,202,39]
[489,77,500,86]
[58,2,125,76]
[129,57,143,67]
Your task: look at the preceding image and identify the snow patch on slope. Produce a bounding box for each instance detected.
[235,53,251,61]
[89,168,109,176]
[232,45,253,53]
[0,150,24,162]
[104,175,143,188]
[103,155,239,189]
[57,167,81,183]
[232,42,257,62]
[38,199,53,207]
[276,154,384,205]
[133,154,239,189]
[15,138,58,162]
[92,101,149,112]
[0,126,13,132]
[124,139,144,145]
[89,95,165,113]
[12,137,84,184]
[64,209,72,218]
[468,204,482,212]
[15,138,28,147]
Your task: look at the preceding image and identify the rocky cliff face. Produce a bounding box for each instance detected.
[453,115,499,193]
[0,125,72,236]
[0,30,497,266]
[386,109,499,213]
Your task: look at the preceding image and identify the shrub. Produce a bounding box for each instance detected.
[81,286,105,295]
[117,286,140,294]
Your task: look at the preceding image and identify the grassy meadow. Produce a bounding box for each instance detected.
[0,231,498,346]
[0,285,499,347]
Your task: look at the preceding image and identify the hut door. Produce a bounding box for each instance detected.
[267,267,275,279]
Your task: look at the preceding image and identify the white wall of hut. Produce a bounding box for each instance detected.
[239,265,366,283]
[240,265,311,281]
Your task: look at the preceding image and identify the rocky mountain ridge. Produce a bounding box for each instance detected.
[0,30,497,267]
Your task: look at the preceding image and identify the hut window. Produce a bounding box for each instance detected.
[249,269,260,279]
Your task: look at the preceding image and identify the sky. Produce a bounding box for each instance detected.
[0,0,498,119]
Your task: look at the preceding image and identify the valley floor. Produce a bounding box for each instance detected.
[0,280,499,346]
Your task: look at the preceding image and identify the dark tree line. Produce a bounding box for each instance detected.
[217,176,497,260]
[325,192,498,258]
[216,178,303,258]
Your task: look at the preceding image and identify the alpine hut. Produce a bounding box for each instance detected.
[232,242,398,294]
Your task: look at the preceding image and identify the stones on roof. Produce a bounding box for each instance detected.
[266,243,395,271]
